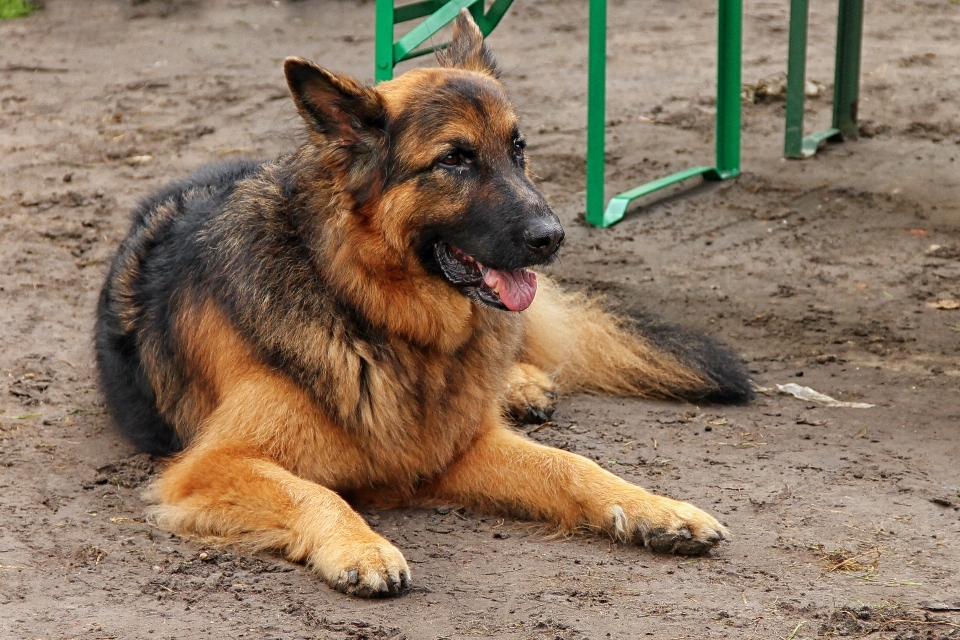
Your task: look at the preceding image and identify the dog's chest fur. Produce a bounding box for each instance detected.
[194,187,527,484]
[249,303,526,490]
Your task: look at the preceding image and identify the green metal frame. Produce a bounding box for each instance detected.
[586,0,743,228]
[784,0,864,158]
[375,0,515,83]
[376,0,746,227]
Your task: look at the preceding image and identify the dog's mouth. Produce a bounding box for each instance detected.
[434,243,537,312]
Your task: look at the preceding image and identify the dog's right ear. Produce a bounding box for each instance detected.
[437,9,500,77]
[284,57,385,146]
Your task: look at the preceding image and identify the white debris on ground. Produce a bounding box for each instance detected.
[753,383,875,408]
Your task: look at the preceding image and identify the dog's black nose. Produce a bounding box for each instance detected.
[524,221,564,257]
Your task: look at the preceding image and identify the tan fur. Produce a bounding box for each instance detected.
[143,291,726,595]
[101,11,733,598]
[520,277,710,397]
[417,426,725,545]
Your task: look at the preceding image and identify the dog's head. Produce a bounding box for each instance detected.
[284,11,562,313]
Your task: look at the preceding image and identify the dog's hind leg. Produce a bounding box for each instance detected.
[150,440,410,597]
[520,276,752,403]
[416,423,728,554]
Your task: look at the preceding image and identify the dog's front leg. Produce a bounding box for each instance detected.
[149,442,409,596]
[418,424,728,555]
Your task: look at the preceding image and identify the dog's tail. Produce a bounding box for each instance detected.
[520,277,752,404]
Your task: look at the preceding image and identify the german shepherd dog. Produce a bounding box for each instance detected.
[95,11,751,597]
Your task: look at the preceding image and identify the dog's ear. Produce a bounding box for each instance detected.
[284,57,385,146]
[437,9,500,77]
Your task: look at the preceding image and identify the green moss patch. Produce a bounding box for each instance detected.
[0,0,39,20]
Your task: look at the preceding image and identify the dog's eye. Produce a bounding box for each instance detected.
[512,139,526,160]
[437,151,464,167]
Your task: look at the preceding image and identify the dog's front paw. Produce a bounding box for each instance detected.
[315,537,411,597]
[504,363,557,424]
[606,495,729,556]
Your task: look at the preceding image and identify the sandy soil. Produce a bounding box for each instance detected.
[2,0,960,638]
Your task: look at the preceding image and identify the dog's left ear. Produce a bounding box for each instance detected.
[437,9,500,78]
[284,57,385,146]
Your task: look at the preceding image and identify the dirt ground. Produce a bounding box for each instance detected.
[2,0,960,638]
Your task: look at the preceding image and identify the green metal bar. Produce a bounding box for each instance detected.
[833,0,864,138]
[602,167,714,227]
[712,0,741,179]
[375,0,396,82]
[377,0,515,79]
[588,0,741,227]
[801,127,841,156]
[784,0,809,158]
[394,0,447,24]
[474,0,514,34]
[783,0,861,157]
[584,0,608,227]
[395,0,511,62]
[395,42,450,62]
[394,0,475,62]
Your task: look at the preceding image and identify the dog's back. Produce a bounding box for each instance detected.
[95,159,264,454]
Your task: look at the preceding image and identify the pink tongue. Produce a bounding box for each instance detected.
[482,268,538,312]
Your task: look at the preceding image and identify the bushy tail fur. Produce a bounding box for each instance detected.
[521,278,752,404]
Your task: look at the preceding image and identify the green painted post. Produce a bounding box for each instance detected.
[375,0,395,83]
[585,0,608,227]
[468,0,484,27]
[393,0,476,62]
[712,0,741,179]
[784,0,809,158]
[478,0,514,34]
[833,0,864,138]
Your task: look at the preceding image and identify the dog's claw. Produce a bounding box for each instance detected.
[386,568,409,595]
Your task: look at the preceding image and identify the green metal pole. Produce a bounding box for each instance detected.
[711,0,741,179]
[468,0,484,27]
[375,0,395,83]
[833,0,864,138]
[784,0,809,158]
[585,0,608,226]
[478,0,515,34]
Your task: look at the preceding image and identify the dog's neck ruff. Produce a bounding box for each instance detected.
[434,243,538,312]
